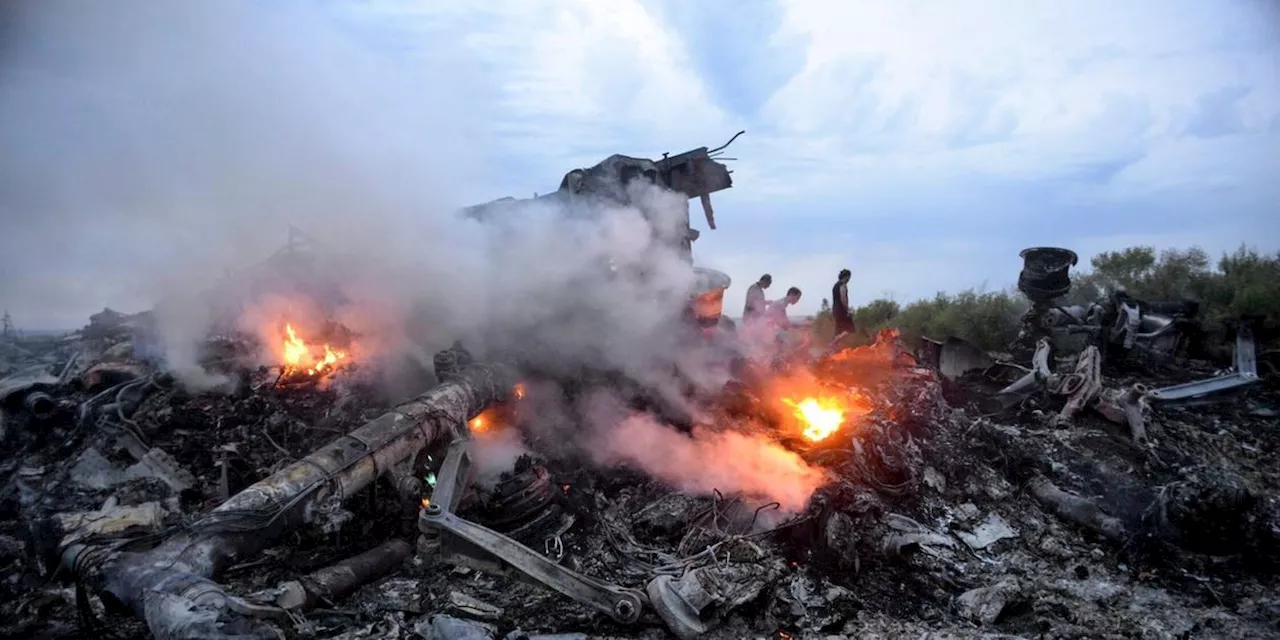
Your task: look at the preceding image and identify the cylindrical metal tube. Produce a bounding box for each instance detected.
[99,362,519,634]
[23,391,56,419]
[276,539,413,611]
[1028,475,1125,541]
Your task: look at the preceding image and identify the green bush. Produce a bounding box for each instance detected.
[809,244,1280,353]
[809,298,902,346]
[892,290,1026,352]
[812,290,1023,353]
[1077,245,1280,333]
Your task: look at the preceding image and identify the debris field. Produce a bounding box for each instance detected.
[2,297,1278,640]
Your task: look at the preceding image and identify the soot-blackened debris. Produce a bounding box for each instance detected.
[1,313,1279,640]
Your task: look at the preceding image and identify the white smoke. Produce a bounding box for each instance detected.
[594,413,829,512]
[0,0,828,508]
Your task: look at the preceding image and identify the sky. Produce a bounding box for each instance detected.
[1,0,1278,328]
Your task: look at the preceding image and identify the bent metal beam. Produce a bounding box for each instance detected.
[78,361,519,639]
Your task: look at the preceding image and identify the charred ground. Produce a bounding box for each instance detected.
[2,309,1278,639]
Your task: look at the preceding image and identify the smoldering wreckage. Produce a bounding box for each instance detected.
[3,136,1279,640]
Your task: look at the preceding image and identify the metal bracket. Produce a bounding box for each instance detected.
[418,439,645,624]
[996,338,1054,396]
[1148,326,1260,403]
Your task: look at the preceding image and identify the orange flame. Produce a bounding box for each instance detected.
[756,329,906,442]
[783,396,846,441]
[468,408,497,433]
[421,497,430,508]
[765,365,874,442]
[281,323,347,376]
[513,383,527,400]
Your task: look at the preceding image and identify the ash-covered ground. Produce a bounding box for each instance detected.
[2,312,1278,640]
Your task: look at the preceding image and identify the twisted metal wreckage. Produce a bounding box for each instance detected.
[4,131,1279,639]
[39,133,752,639]
[920,247,1266,439]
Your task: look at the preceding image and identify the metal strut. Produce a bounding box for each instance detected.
[418,439,645,624]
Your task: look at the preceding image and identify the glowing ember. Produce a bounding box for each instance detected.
[421,497,430,508]
[280,323,347,376]
[783,396,846,441]
[513,383,527,400]
[468,407,499,433]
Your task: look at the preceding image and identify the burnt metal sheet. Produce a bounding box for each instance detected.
[0,366,59,405]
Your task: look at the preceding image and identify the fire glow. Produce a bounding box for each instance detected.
[468,386,525,434]
[281,323,347,376]
[468,411,491,433]
[783,396,846,442]
[759,336,895,443]
[768,369,875,443]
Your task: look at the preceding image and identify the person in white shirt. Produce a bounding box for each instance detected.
[743,274,772,321]
[765,287,803,329]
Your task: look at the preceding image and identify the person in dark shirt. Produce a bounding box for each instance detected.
[831,269,855,340]
[743,274,772,321]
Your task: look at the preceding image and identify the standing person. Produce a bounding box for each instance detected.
[743,274,772,321]
[831,269,855,343]
[765,287,803,330]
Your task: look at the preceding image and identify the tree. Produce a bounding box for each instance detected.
[1090,246,1158,291]
[853,299,901,330]
[1088,246,1212,301]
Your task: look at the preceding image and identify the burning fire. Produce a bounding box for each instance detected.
[468,386,525,434]
[783,396,846,442]
[468,411,491,433]
[756,332,902,443]
[767,365,875,443]
[281,323,347,376]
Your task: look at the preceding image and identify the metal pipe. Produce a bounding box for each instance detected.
[23,391,56,419]
[275,539,413,612]
[91,362,518,638]
[1028,476,1125,542]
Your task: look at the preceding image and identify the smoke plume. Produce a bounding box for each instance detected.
[0,1,828,508]
[595,413,829,512]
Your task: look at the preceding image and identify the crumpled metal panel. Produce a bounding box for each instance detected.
[0,366,59,405]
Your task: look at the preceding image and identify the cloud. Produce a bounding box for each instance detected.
[357,0,740,185]
[639,0,808,120]
[1183,86,1252,139]
[2,0,1277,330]
[0,0,494,328]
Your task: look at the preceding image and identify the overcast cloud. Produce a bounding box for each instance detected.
[1,0,1278,328]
